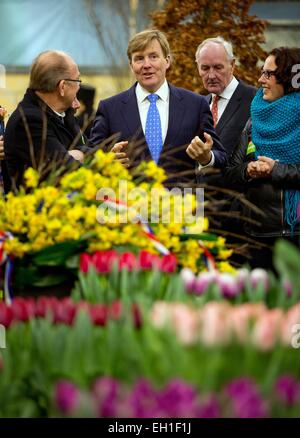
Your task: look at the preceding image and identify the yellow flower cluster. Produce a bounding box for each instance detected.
[0,150,233,271]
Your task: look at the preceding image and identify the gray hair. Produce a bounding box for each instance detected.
[29,50,75,92]
[195,37,234,62]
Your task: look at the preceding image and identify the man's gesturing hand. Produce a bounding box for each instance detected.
[186,132,213,165]
[111,141,130,168]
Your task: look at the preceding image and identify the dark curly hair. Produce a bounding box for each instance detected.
[269,47,300,95]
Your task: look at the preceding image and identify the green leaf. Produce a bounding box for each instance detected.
[31,240,87,266]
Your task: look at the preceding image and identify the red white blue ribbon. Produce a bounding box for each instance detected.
[0,231,14,304]
[99,197,170,255]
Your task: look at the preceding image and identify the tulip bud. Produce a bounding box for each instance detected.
[217,273,240,298]
[180,268,196,292]
[250,268,269,291]
[194,271,217,295]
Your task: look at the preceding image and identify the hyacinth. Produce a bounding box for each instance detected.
[0,149,232,271]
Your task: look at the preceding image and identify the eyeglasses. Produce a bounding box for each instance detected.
[63,78,82,84]
[57,78,82,86]
[260,70,277,79]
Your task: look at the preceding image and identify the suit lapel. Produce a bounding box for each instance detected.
[216,83,243,134]
[120,84,144,140]
[164,84,185,146]
[119,84,151,161]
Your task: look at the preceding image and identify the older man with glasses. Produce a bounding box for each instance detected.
[3,50,88,192]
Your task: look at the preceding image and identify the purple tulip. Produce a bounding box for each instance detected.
[217,273,240,298]
[282,279,293,298]
[54,380,79,415]
[226,378,268,418]
[235,268,250,290]
[129,379,158,418]
[157,379,198,417]
[180,268,196,292]
[195,395,220,418]
[194,271,217,295]
[93,377,119,417]
[275,375,300,407]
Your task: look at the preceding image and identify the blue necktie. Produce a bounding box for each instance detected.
[145,94,163,163]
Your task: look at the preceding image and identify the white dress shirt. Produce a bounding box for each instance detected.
[198,77,239,170]
[135,80,169,143]
[210,76,239,124]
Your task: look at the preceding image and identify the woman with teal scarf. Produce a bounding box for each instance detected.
[225,47,300,270]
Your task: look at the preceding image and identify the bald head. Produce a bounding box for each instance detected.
[29,50,77,92]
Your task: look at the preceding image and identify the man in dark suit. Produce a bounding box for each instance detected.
[195,36,256,163]
[4,50,88,192]
[89,29,227,187]
[195,37,256,243]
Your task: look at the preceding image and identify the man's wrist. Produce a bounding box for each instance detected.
[198,152,212,166]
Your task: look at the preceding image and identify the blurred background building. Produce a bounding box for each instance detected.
[0,0,299,115]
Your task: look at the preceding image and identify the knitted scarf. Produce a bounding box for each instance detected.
[251,88,300,231]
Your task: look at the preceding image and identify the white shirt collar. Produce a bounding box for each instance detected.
[52,108,66,118]
[136,80,169,103]
[212,76,239,101]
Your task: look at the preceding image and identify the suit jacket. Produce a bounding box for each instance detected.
[89,83,227,186]
[4,89,87,192]
[206,81,256,159]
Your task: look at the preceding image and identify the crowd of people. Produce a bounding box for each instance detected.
[1,29,300,270]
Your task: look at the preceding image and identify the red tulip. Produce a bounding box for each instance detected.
[109,300,122,320]
[160,254,177,273]
[11,298,35,322]
[35,296,59,318]
[0,302,13,328]
[119,252,137,271]
[139,250,160,270]
[79,253,93,273]
[89,304,108,326]
[132,303,142,329]
[92,250,118,273]
[52,298,77,325]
